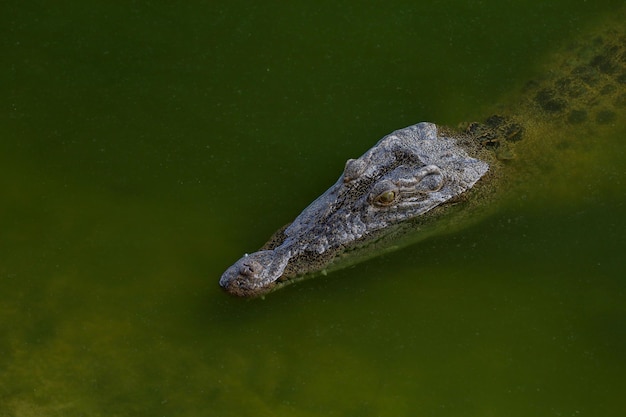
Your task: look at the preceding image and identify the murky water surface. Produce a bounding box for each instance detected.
[2,1,625,416]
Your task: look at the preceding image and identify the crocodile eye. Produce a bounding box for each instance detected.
[373,190,396,206]
[343,158,367,183]
[369,180,398,207]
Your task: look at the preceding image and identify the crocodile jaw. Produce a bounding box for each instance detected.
[219,122,489,297]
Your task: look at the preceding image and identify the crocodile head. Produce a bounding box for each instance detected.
[219,122,489,297]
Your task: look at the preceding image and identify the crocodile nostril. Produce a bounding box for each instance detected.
[239,259,262,277]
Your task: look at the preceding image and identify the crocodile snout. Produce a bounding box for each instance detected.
[219,249,290,297]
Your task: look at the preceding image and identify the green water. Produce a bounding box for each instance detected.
[2,1,626,416]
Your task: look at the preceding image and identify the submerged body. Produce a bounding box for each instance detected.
[221,19,626,297]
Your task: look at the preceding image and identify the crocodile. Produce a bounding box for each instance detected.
[220,17,626,298]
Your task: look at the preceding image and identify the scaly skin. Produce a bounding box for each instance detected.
[220,123,489,297]
[220,14,626,298]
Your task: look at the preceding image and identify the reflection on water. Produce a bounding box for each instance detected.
[1,1,625,416]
